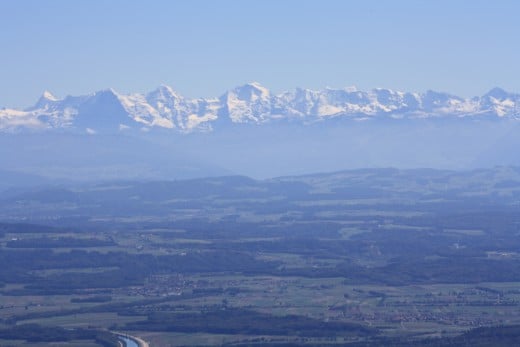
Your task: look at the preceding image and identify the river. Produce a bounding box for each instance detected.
[117,335,139,347]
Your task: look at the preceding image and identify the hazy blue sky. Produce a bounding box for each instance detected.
[1,0,519,107]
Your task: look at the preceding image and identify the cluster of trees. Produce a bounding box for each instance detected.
[71,296,113,303]
[0,324,118,346]
[126,308,375,338]
[0,247,278,296]
[345,324,520,347]
[223,324,520,346]
[6,237,115,248]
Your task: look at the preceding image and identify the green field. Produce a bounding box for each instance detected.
[2,168,520,345]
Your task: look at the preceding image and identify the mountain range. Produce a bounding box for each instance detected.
[1,83,519,133]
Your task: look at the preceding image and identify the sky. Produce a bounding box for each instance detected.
[1,0,520,108]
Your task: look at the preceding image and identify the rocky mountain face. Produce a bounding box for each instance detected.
[1,83,519,133]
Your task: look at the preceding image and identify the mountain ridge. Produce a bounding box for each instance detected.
[1,83,519,133]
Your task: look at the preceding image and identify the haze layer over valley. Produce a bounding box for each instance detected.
[0,84,519,184]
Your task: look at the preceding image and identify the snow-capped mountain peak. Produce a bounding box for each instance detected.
[30,91,60,111]
[484,87,511,100]
[221,82,272,123]
[41,90,58,101]
[147,84,180,101]
[478,87,519,117]
[1,84,519,133]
